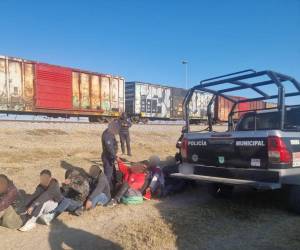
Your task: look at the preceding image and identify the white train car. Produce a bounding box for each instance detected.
[125,81,171,120]
[125,81,214,122]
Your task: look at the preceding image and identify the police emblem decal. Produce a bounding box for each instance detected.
[218,156,225,164]
[192,154,199,162]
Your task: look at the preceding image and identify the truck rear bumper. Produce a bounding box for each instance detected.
[171,173,281,189]
[171,163,300,189]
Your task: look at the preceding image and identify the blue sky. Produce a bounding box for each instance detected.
[0,0,299,95]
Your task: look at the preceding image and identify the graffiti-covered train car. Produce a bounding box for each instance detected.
[0,55,124,121]
[125,81,171,120]
[125,81,214,122]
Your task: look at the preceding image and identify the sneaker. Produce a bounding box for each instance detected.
[73,207,83,216]
[39,213,55,226]
[106,198,117,207]
[19,220,36,232]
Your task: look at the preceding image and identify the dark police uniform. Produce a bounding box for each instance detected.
[118,117,132,155]
[101,128,118,190]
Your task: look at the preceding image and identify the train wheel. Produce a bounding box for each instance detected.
[88,117,96,123]
[131,116,140,124]
[96,117,105,123]
[104,117,113,123]
[141,118,149,124]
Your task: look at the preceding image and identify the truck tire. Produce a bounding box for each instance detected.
[210,183,234,198]
[287,185,300,214]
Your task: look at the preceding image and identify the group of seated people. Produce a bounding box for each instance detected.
[0,156,165,232]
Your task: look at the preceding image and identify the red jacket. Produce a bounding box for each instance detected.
[117,160,146,190]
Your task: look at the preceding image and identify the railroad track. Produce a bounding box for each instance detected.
[0,119,90,124]
[0,118,187,125]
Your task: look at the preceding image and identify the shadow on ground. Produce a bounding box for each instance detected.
[155,182,300,250]
[48,219,122,250]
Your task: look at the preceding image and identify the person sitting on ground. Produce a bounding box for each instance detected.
[107,158,147,207]
[85,165,111,210]
[19,169,63,232]
[142,155,165,199]
[162,160,189,196]
[0,174,23,229]
[49,169,90,218]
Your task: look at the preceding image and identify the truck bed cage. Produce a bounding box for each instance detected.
[184,69,300,131]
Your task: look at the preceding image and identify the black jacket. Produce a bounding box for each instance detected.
[88,172,111,201]
[27,178,63,208]
[118,118,132,134]
[101,129,118,161]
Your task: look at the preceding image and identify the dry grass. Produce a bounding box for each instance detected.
[0,122,299,250]
[25,129,68,136]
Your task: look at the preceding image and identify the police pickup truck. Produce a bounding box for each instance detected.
[172,70,300,213]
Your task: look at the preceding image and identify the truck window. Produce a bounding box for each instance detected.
[238,108,300,131]
[256,113,280,130]
[285,109,300,130]
[237,115,255,131]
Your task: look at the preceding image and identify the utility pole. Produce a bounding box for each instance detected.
[182,60,188,89]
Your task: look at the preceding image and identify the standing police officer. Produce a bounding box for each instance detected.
[118,112,132,156]
[101,120,120,191]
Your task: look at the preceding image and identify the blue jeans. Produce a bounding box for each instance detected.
[53,197,82,214]
[91,193,109,207]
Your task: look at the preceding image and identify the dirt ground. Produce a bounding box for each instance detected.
[0,122,300,250]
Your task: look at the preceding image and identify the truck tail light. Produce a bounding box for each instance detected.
[268,136,292,164]
[181,138,188,159]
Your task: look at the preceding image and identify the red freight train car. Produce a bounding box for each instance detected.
[0,55,124,121]
[215,96,266,122]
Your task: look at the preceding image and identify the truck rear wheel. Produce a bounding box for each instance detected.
[210,184,234,198]
[287,185,300,214]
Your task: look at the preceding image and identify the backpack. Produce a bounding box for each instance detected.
[121,196,143,205]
